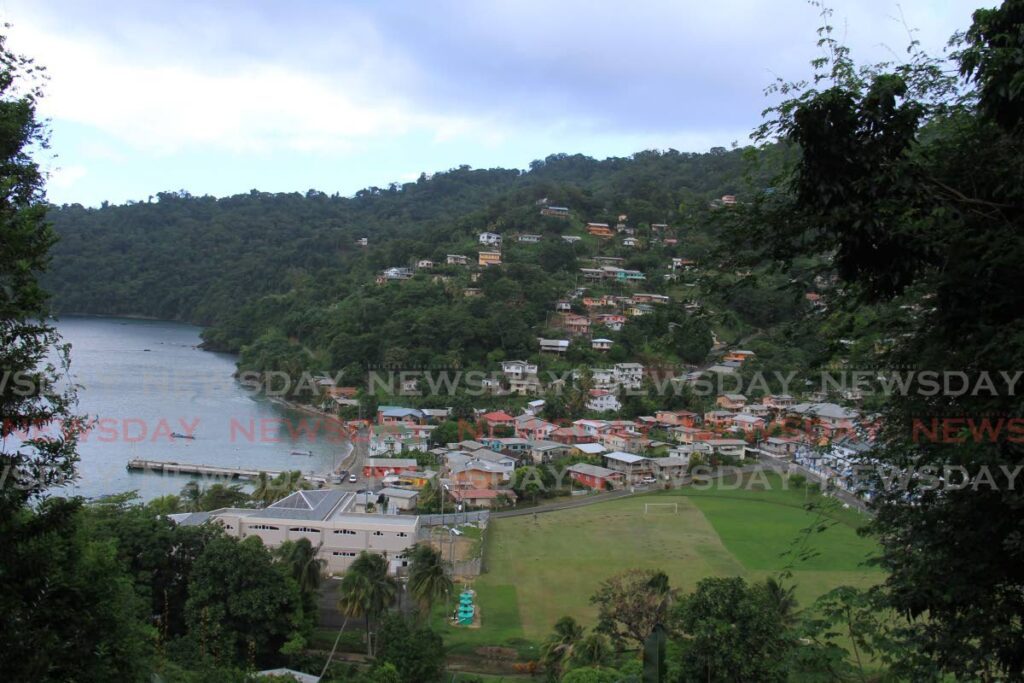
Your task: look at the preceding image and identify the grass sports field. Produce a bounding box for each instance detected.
[435,472,883,654]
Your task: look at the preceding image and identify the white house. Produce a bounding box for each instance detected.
[592,338,613,351]
[614,363,644,389]
[479,232,503,246]
[501,360,539,379]
[537,338,569,353]
[517,234,542,243]
[587,389,621,412]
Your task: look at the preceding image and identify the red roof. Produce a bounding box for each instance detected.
[483,411,515,422]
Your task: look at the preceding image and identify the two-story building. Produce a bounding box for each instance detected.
[171,489,419,575]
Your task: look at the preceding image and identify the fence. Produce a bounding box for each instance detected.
[418,510,490,526]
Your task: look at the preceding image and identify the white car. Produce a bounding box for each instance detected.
[640,477,657,485]
[348,474,358,483]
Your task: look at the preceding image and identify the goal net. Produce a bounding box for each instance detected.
[643,502,679,515]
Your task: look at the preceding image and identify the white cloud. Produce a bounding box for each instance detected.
[6,14,491,157]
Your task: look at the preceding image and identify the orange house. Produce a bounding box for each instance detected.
[586,223,615,239]
[478,251,502,267]
[655,410,698,428]
[482,410,516,435]
[723,350,756,364]
[450,461,510,489]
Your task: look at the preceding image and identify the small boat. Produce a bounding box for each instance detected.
[290,449,314,456]
[170,432,196,440]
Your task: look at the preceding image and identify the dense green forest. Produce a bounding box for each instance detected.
[45,147,802,382]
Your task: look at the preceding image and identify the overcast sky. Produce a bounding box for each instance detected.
[4,0,985,206]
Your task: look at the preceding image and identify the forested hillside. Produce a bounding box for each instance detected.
[46,146,801,380]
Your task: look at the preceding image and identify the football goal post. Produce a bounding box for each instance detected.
[643,502,679,515]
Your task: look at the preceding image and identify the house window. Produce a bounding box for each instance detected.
[397,532,408,538]
[332,551,357,557]
[333,529,357,535]
[373,531,384,536]
[249,524,279,531]
[290,526,320,534]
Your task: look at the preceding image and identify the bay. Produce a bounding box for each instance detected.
[51,316,349,500]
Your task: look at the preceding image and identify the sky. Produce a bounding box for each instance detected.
[2,0,986,207]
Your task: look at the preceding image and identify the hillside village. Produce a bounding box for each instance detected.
[292,198,877,520]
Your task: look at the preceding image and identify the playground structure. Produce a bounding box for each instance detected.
[455,589,476,626]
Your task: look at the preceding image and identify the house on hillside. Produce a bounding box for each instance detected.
[517,234,542,243]
[446,254,469,265]
[562,314,591,337]
[613,363,644,389]
[561,235,581,243]
[541,205,570,218]
[573,441,607,457]
[363,458,419,478]
[376,406,425,425]
[450,488,515,509]
[567,463,623,490]
[586,223,615,238]
[723,349,755,364]
[478,232,502,246]
[763,394,796,410]
[515,416,556,441]
[703,438,747,459]
[416,259,434,269]
[595,313,626,331]
[449,459,513,489]
[478,251,502,267]
[703,410,736,430]
[528,439,573,464]
[717,393,748,410]
[655,410,698,428]
[591,338,613,352]
[603,451,652,482]
[587,389,620,413]
[482,411,516,433]
[732,413,766,433]
[537,338,569,353]
[622,237,638,247]
[759,436,803,458]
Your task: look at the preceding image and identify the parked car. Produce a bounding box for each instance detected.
[348,474,358,483]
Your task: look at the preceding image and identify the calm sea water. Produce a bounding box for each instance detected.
[52,316,348,500]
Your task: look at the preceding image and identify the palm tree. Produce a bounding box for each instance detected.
[277,538,326,595]
[570,632,612,669]
[337,551,397,656]
[180,480,203,512]
[252,471,273,506]
[762,576,799,627]
[407,544,453,620]
[541,616,584,678]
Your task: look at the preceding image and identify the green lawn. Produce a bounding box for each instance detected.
[440,473,882,652]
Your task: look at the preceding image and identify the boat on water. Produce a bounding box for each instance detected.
[170,432,196,440]
[290,449,314,456]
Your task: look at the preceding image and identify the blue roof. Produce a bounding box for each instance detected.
[379,406,424,418]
